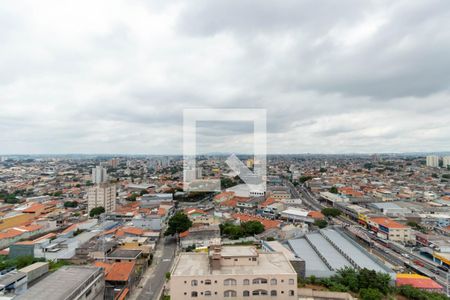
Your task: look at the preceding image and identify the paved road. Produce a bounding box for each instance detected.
[136,236,177,300]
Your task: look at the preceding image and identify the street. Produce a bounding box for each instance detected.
[133,236,177,300]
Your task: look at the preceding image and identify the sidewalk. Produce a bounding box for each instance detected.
[128,240,165,300]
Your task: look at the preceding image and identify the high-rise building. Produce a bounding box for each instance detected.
[443,156,450,168]
[170,245,297,300]
[87,183,116,214]
[426,155,439,168]
[91,166,108,184]
[108,158,119,168]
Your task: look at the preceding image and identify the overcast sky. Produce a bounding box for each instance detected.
[1,0,450,154]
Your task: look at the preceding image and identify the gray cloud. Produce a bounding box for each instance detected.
[0,0,449,154]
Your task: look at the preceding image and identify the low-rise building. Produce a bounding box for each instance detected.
[368,217,414,243]
[170,245,298,300]
[16,266,104,300]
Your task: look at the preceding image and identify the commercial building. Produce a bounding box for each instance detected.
[426,155,439,168]
[368,217,414,243]
[91,166,108,184]
[16,266,104,300]
[88,183,116,214]
[170,245,298,300]
[288,229,394,278]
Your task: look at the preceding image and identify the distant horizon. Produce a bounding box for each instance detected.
[2,151,450,157]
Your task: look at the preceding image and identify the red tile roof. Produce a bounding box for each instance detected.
[308,211,325,220]
[116,227,144,237]
[396,277,443,290]
[232,213,281,230]
[95,261,135,282]
[370,217,407,229]
[259,197,277,208]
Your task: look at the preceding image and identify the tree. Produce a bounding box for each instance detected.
[299,176,313,183]
[220,223,245,239]
[329,186,339,194]
[360,288,383,300]
[241,221,265,235]
[89,206,105,217]
[140,189,148,196]
[126,193,138,201]
[165,212,192,236]
[64,201,78,208]
[321,208,341,218]
[314,219,328,229]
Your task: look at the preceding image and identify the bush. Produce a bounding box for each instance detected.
[321,208,341,218]
[314,219,328,228]
[360,288,383,300]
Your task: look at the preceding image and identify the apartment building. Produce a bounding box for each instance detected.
[368,217,414,243]
[88,183,116,214]
[426,155,439,168]
[443,156,450,168]
[170,245,297,300]
[91,165,108,184]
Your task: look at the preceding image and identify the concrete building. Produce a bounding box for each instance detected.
[443,156,450,168]
[91,166,108,184]
[0,271,27,297]
[170,245,297,300]
[426,155,439,168]
[88,183,116,214]
[368,217,414,243]
[16,266,104,300]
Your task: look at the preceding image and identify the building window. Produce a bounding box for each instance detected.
[243,279,250,285]
[205,279,211,285]
[224,278,237,286]
[289,290,295,296]
[270,278,277,285]
[191,291,198,297]
[252,278,268,284]
[271,290,277,296]
[205,291,211,296]
[252,289,268,296]
[243,290,250,297]
[191,280,198,286]
[288,279,295,285]
[224,290,237,297]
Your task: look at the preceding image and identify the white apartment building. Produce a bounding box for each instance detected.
[170,245,297,300]
[87,183,116,214]
[91,166,108,184]
[426,155,439,168]
[443,156,450,168]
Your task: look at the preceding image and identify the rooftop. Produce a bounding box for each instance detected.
[220,246,258,257]
[173,250,296,277]
[16,266,103,300]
